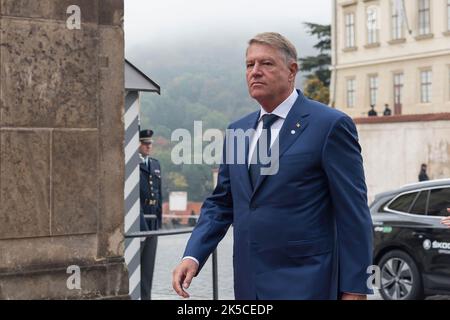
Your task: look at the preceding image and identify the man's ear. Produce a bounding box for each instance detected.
[289,62,298,82]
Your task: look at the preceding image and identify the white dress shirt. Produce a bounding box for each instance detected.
[139,154,149,167]
[247,89,298,166]
[183,89,298,266]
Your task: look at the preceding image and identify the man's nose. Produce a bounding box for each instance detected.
[250,64,262,78]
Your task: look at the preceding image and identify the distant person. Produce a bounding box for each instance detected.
[188,210,197,227]
[368,105,377,117]
[418,163,429,182]
[139,129,163,300]
[383,104,392,116]
[172,32,373,300]
[441,209,450,228]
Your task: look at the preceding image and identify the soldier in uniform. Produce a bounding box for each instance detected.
[383,103,392,116]
[368,104,378,117]
[138,129,163,300]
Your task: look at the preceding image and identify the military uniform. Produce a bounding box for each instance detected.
[139,129,163,300]
[140,156,162,230]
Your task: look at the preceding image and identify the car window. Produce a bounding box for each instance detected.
[427,188,450,217]
[379,199,392,213]
[388,192,418,213]
[410,191,428,215]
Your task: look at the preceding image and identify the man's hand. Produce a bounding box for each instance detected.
[441,209,450,228]
[172,259,199,298]
[341,293,367,300]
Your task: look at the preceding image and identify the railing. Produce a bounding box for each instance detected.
[124,214,219,300]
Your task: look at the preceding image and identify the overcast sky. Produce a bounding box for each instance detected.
[124,0,332,54]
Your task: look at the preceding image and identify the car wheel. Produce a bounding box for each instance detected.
[378,250,424,300]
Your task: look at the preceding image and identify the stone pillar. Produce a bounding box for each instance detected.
[0,0,128,299]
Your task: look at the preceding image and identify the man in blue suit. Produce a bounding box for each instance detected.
[172,32,373,300]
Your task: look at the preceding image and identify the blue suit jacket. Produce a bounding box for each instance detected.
[184,91,373,299]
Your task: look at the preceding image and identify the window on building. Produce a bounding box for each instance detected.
[367,7,378,44]
[391,1,404,39]
[345,13,356,48]
[394,73,404,105]
[418,0,431,35]
[347,78,356,108]
[448,0,450,31]
[420,70,432,103]
[369,75,378,107]
[448,67,450,101]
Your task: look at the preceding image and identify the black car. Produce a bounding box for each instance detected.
[371,179,450,300]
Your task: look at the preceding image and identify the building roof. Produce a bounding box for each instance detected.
[125,59,160,94]
[353,113,450,124]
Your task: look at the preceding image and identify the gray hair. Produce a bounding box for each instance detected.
[248,32,298,64]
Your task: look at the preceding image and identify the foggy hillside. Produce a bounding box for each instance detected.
[125,28,322,201]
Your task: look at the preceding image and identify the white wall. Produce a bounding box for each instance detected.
[356,120,450,203]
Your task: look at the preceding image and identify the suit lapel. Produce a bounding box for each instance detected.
[251,91,311,197]
[276,92,310,159]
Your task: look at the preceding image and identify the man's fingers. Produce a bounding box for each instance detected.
[441,216,450,227]
[183,269,196,289]
[172,268,189,298]
[172,260,199,298]
[341,293,367,300]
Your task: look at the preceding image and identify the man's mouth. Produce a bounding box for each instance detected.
[251,82,265,87]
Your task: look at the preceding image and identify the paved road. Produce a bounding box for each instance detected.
[152,230,234,300]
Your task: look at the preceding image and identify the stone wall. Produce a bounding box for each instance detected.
[355,114,450,203]
[0,0,128,299]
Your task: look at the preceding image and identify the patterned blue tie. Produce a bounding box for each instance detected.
[249,114,279,189]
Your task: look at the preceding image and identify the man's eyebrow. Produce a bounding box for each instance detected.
[246,57,274,63]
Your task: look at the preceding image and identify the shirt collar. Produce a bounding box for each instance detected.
[139,154,149,163]
[258,89,298,121]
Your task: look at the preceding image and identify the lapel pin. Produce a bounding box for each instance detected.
[296,122,301,128]
[291,130,296,135]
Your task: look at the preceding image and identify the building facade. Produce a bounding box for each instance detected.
[331,0,450,117]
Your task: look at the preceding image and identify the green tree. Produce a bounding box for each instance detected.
[298,23,331,87]
[182,164,214,202]
[303,76,330,104]
[167,172,188,190]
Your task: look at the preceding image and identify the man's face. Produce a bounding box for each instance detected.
[246,43,297,109]
[139,142,152,157]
